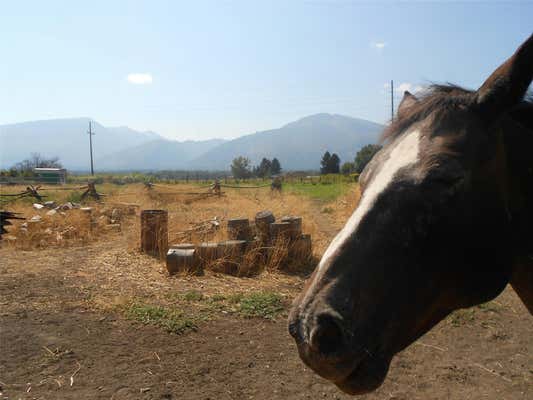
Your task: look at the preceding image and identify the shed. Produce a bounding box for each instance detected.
[34,168,67,184]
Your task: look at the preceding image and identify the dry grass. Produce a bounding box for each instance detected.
[1,182,360,275]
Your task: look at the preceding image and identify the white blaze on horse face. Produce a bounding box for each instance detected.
[308,129,421,294]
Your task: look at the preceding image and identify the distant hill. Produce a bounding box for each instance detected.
[96,138,226,171]
[0,118,163,170]
[0,114,383,171]
[190,113,383,170]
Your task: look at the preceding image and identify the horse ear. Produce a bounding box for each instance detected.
[397,91,418,117]
[476,33,533,120]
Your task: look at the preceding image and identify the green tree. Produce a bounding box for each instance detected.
[13,153,63,175]
[328,153,340,174]
[354,144,382,173]
[256,158,273,178]
[320,151,331,174]
[271,158,282,175]
[230,156,253,179]
[341,161,355,175]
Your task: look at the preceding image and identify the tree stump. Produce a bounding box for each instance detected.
[281,216,302,240]
[255,210,275,243]
[166,248,197,275]
[196,242,222,268]
[227,218,252,240]
[80,207,94,232]
[140,210,168,259]
[216,240,247,275]
[269,222,292,242]
[289,234,313,263]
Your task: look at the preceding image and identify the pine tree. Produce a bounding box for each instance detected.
[271,158,282,175]
[328,153,340,174]
[320,151,331,174]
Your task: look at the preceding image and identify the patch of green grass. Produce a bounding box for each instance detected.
[126,303,197,334]
[235,291,284,319]
[476,301,501,313]
[65,190,83,204]
[286,181,353,201]
[124,290,285,334]
[209,294,227,302]
[448,308,476,327]
[182,290,204,302]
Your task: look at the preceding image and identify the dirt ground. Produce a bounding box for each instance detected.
[1,187,531,399]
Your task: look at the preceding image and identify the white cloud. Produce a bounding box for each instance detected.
[372,41,386,50]
[395,83,425,94]
[396,82,413,93]
[127,73,153,85]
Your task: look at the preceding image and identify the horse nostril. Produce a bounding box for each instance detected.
[288,320,299,339]
[309,313,345,356]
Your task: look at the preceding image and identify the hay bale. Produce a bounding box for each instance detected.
[227,218,252,240]
[166,248,197,275]
[281,216,302,239]
[216,240,247,275]
[255,210,275,243]
[140,209,168,259]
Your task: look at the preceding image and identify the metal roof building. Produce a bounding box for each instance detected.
[33,168,67,184]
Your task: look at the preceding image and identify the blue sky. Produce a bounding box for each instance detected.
[1,1,531,140]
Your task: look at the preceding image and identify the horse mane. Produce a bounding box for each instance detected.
[381,84,533,143]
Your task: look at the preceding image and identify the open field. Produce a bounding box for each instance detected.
[1,181,531,399]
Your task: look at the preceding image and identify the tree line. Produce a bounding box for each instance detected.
[320,144,382,175]
[230,157,281,179]
[0,153,63,177]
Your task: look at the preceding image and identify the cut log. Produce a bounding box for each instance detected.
[166,248,197,275]
[281,216,302,239]
[80,207,94,231]
[140,210,168,259]
[216,240,247,275]
[255,210,275,243]
[269,222,292,242]
[196,242,222,267]
[227,218,252,240]
[289,234,312,262]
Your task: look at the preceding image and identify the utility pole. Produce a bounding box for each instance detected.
[390,79,394,122]
[88,121,95,176]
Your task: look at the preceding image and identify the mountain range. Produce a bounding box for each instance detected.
[0,114,383,171]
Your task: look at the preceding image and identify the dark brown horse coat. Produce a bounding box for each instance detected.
[289,34,533,395]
